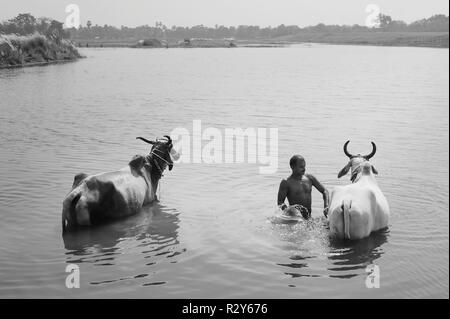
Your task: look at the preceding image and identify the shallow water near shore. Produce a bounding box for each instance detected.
[0,44,448,298]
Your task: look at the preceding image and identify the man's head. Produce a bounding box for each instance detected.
[290,155,306,176]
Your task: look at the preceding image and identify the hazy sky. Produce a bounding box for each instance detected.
[0,0,448,28]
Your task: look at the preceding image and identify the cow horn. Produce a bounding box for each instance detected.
[136,137,155,145]
[364,142,377,160]
[343,140,354,158]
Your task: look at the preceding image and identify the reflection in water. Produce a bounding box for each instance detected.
[271,216,389,280]
[327,229,389,278]
[62,202,184,286]
[63,203,179,253]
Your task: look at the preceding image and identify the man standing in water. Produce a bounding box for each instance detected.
[277,155,329,219]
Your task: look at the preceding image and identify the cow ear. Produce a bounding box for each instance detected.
[170,147,181,161]
[72,172,88,189]
[338,162,351,178]
[371,165,378,175]
[129,155,145,171]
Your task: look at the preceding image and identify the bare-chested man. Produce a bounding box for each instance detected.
[277,155,329,219]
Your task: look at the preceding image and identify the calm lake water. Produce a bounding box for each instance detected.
[0,44,448,298]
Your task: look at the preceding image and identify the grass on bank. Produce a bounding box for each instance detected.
[0,33,82,67]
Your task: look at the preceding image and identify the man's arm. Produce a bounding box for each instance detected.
[309,174,329,216]
[277,179,289,210]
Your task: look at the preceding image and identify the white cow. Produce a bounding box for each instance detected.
[328,141,390,240]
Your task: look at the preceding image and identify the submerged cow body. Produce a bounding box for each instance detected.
[328,141,390,240]
[62,136,177,232]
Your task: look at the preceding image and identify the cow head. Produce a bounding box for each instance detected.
[338,140,378,182]
[135,135,179,174]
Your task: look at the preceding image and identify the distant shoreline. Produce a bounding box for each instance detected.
[276,31,449,48]
[73,31,448,49]
[1,32,446,71]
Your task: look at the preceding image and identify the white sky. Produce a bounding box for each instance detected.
[0,0,448,28]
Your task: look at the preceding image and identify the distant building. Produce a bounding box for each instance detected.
[137,38,162,47]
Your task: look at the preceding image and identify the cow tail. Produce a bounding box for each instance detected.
[343,200,351,239]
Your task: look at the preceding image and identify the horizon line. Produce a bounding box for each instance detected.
[1,12,449,30]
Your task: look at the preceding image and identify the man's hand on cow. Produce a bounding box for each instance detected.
[323,206,329,218]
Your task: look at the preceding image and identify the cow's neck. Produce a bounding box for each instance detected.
[150,166,162,193]
[145,155,164,198]
[350,161,366,183]
[352,171,376,184]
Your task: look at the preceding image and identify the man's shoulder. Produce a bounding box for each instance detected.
[282,176,296,187]
[306,174,327,189]
[285,175,295,183]
[305,174,318,184]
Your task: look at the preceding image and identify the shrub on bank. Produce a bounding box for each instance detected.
[0,33,82,67]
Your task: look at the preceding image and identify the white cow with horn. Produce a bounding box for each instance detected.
[327,141,390,240]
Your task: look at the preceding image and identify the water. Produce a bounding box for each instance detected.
[0,44,448,298]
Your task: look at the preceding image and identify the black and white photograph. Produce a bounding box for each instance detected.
[0,0,448,302]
